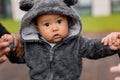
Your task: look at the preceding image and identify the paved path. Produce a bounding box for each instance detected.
[0,32,119,80]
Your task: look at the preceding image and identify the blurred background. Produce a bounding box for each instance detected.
[0,0,120,80]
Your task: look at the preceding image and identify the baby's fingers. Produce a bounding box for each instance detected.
[1,34,8,41]
[1,34,13,42]
[102,36,110,45]
[113,39,120,46]
[110,45,118,50]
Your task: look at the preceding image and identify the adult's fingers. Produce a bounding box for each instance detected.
[0,47,10,57]
[110,64,120,73]
[115,77,120,80]
[0,41,10,57]
[0,41,9,49]
[0,55,7,64]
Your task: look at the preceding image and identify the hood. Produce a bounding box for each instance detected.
[19,0,82,41]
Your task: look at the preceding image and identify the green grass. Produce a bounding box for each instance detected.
[0,19,20,33]
[0,14,120,33]
[81,14,120,32]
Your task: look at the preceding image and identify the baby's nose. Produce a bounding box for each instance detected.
[51,24,58,31]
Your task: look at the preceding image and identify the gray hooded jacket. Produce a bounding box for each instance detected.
[8,0,119,80]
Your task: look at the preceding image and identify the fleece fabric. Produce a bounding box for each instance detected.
[8,0,119,80]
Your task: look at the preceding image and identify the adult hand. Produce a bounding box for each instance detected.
[0,39,10,64]
[0,55,7,64]
[1,34,24,58]
[110,64,120,80]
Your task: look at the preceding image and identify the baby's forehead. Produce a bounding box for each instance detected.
[37,14,67,21]
[38,14,66,18]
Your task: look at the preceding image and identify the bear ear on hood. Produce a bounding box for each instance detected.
[64,0,78,6]
[19,0,34,11]
[19,0,78,11]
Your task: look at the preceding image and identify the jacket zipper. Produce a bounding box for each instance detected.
[48,48,54,80]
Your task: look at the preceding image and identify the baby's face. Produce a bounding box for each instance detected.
[36,14,68,43]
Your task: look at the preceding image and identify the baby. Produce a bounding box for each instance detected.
[1,0,120,80]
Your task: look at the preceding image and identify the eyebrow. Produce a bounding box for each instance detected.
[40,15,65,23]
[56,15,66,19]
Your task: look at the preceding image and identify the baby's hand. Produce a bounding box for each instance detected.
[109,39,120,50]
[1,34,24,58]
[102,32,120,50]
[1,34,14,50]
[1,34,13,43]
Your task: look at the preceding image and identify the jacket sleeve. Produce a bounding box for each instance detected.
[117,51,120,58]
[80,36,119,59]
[0,23,10,37]
[7,50,25,64]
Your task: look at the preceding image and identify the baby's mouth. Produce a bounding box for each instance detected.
[53,34,61,39]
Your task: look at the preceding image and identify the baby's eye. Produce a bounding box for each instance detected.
[57,19,62,24]
[44,23,50,27]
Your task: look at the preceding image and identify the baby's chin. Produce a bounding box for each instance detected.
[48,38,63,43]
